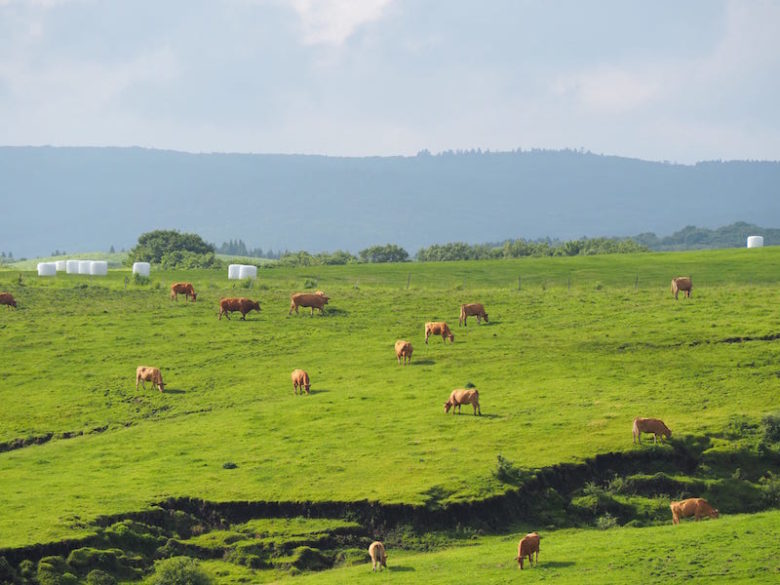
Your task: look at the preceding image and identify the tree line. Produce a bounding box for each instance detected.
[123,224,774,270]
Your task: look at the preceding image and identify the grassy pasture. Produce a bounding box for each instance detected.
[282,511,780,585]
[0,248,779,555]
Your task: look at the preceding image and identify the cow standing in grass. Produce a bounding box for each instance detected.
[632,417,671,444]
[516,532,540,570]
[291,369,311,395]
[670,498,719,524]
[289,291,329,316]
[395,340,413,365]
[368,541,387,572]
[170,282,197,302]
[671,277,693,299]
[219,297,261,320]
[136,366,165,393]
[444,388,481,415]
[459,303,488,326]
[0,292,17,308]
[425,321,454,344]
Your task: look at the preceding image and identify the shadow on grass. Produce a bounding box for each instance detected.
[386,566,414,572]
[411,359,435,366]
[305,389,329,395]
[540,561,575,569]
[162,388,186,394]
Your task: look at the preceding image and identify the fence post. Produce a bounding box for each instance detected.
[634,274,639,290]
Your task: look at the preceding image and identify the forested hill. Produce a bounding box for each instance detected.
[1,146,778,258]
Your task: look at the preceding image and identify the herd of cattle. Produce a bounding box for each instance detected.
[3,273,716,571]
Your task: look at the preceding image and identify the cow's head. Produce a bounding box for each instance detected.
[252,301,261,311]
[663,426,672,439]
[444,400,453,413]
[711,508,719,519]
[483,313,488,322]
[191,292,197,302]
[448,332,455,342]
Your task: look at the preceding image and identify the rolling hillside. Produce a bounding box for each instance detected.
[0,248,778,583]
[1,147,779,259]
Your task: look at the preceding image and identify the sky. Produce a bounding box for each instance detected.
[1,0,779,163]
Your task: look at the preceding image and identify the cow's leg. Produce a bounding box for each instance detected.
[136,377,140,391]
[425,332,429,344]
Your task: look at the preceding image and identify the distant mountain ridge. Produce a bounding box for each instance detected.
[1,146,778,258]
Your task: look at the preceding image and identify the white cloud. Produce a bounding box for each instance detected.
[289,0,393,45]
[552,67,664,114]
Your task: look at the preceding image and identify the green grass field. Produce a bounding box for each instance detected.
[1,248,778,582]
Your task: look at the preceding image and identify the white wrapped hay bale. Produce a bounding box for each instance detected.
[747,235,764,248]
[55,260,67,272]
[37,262,57,276]
[228,264,242,280]
[238,264,257,280]
[78,260,92,274]
[132,262,151,277]
[89,260,108,276]
[66,260,80,274]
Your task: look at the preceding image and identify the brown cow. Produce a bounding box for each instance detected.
[459,303,488,326]
[670,498,719,524]
[170,282,197,302]
[289,291,329,316]
[444,388,481,415]
[219,297,261,320]
[291,369,311,395]
[516,532,540,570]
[632,417,671,444]
[135,366,165,392]
[671,277,693,299]
[0,292,17,308]
[395,340,413,365]
[368,541,387,572]
[425,321,454,344]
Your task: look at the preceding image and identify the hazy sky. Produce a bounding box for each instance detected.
[1,0,779,163]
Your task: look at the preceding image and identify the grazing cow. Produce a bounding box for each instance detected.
[291,369,311,395]
[170,282,197,302]
[459,303,488,326]
[671,277,693,299]
[395,340,413,365]
[670,498,719,524]
[632,417,672,444]
[135,366,165,393]
[289,291,329,316]
[516,532,540,570]
[444,388,481,415]
[0,292,17,309]
[425,321,454,344]
[219,297,261,320]
[368,541,387,572]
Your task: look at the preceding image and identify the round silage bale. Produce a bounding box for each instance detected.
[37,262,57,276]
[228,264,242,280]
[90,261,108,276]
[132,262,151,277]
[66,260,80,274]
[747,235,764,248]
[78,260,92,274]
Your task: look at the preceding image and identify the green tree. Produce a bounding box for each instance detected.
[127,230,215,265]
[359,244,409,263]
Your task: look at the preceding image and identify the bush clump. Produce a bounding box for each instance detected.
[37,556,78,585]
[85,570,116,585]
[150,557,212,585]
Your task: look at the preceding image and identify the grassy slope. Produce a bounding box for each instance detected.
[281,511,780,585]
[0,249,779,548]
